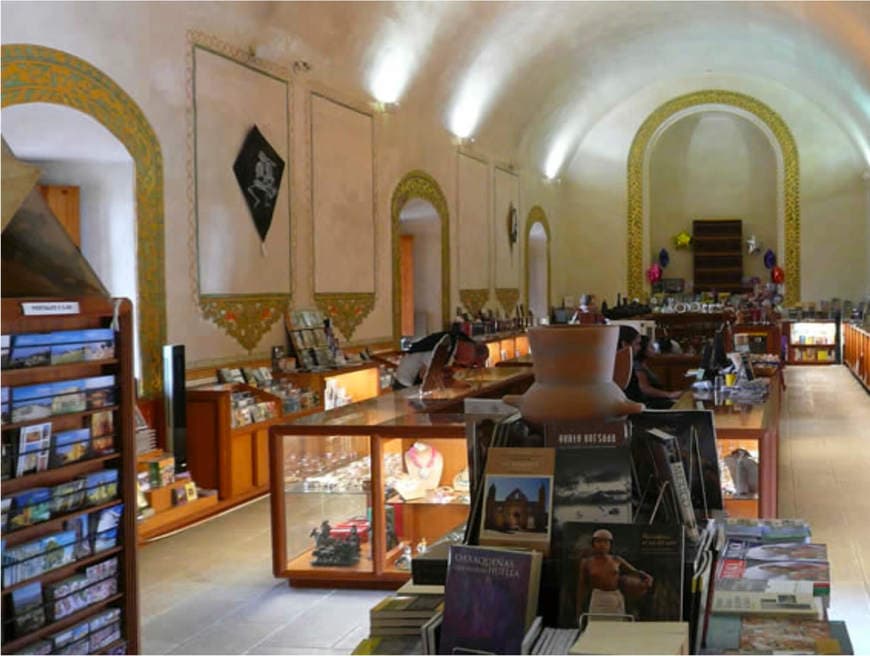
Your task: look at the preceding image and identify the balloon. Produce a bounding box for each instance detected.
[746,235,761,255]
[673,231,692,249]
[763,249,777,269]
[771,265,785,284]
[646,263,662,283]
[658,248,670,268]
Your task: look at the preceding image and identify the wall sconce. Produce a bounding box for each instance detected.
[373,101,400,114]
[293,60,312,74]
[454,135,475,147]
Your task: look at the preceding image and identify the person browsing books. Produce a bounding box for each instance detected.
[634,335,683,409]
[392,325,488,390]
[576,528,653,623]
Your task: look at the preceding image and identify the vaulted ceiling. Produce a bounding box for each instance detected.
[3,1,869,176]
[244,1,870,172]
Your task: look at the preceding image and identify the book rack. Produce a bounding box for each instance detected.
[1,297,139,654]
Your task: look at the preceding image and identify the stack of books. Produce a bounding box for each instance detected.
[705,518,852,654]
[352,593,443,655]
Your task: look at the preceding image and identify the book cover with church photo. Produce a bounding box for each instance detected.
[478,447,555,555]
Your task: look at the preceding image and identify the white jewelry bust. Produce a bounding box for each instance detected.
[404,441,444,491]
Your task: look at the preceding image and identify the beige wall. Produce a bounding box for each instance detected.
[3,4,867,375]
[649,111,778,289]
[493,167,520,290]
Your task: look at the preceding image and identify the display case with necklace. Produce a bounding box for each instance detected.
[404,441,443,490]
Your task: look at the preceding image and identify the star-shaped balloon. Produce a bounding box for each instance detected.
[673,231,692,249]
[746,235,761,255]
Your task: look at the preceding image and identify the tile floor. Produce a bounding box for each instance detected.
[139,365,870,654]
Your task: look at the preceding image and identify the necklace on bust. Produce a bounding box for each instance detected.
[407,444,437,479]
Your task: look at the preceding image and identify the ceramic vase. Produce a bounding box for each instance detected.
[503,325,644,423]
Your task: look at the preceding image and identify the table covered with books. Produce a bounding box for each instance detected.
[268,366,534,587]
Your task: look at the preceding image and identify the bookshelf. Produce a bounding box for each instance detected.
[1,296,138,654]
[843,322,870,391]
[783,319,840,365]
[692,219,744,293]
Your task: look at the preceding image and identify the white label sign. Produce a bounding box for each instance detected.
[21,301,81,316]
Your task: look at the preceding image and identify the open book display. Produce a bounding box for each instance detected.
[358,413,854,656]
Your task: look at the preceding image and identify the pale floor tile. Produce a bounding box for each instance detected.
[779,366,870,655]
[139,364,869,655]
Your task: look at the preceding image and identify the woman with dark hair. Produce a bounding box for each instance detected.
[635,335,682,408]
[617,325,643,404]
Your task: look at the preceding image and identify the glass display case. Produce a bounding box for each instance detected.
[783,320,840,364]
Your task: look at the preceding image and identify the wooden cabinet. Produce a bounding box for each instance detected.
[733,323,782,356]
[692,219,744,293]
[782,320,840,365]
[1,296,139,654]
[843,323,870,391]
[37,185,80,247]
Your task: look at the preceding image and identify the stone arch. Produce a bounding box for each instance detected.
[627,89,799,305]
[2,44,166,396]
[390,169,451,340]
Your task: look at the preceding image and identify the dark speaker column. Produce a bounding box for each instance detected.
[162,344,188,472]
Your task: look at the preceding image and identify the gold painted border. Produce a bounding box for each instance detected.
[2,44,166,397]
[627,89,800,306]
[495,288,520,315]
[459,288,490,317]
[390,170,451,340]
[187,32,292,351]
[314,292,375,340]
[524,206,552,312]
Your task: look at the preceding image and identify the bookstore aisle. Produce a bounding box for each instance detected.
[138,497,381,654]
[138,364,870,655]
[778,365,870,656]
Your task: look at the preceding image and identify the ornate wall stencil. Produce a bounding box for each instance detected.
[201,294,289,351]
[627,89,800,305]
[524,206,552,311]
[188,33,292,351]
[2,43,166,398]
[495,288,520,315]
[390,169,451,342]
[314,292,375,340]
[459,289,490,317]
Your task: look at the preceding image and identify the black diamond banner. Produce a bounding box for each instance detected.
[232,125,285,242]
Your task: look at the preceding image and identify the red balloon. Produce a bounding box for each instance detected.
[646,263,662,283]
[771,265,785,284]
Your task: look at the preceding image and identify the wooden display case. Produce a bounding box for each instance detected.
[1,297,139,654]
[732,322,782,356]
[481,332,530,366]
[843,323,870,392]
[674,370,782,519]
[782,319,840,365]
[269,367,534,588]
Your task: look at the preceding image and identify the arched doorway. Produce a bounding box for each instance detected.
[398,198,442,338]
[2,44,166,397]
[627,89,799,306]
[524,206,551,321]
[390,170,450,341]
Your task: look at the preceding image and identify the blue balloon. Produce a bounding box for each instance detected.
[658,248,670,268]
[763,249,776,269]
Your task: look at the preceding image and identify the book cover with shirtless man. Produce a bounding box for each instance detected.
[559,522,685,628]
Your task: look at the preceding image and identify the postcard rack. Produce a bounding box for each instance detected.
[1,297,139,654]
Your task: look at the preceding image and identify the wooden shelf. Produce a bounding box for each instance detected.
[137,493,219,539]
[1,297,139,653]
[3,499,122,546]
[2,546,123,595]
[2,453,120,495]
[1,593,123,653]
[790,343,836,348]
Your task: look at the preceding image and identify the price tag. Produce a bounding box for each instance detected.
[21,301,81,316]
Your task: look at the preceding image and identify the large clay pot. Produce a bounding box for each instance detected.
[503,325,644,424]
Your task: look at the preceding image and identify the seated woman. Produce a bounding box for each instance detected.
[634,335,683,409]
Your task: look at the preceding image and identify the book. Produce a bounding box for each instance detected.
[439,544,543,656]
[90,410,115,454]
[646,428,701,542]
[16,421,52,476]
[64,513,92,559]
[630,411,723,516]
[84,469,119,505]
[9,487,52,529]
[478,447,555,554]
[9,332,54,368]
[738,540,827,562]
[369,594,444,620]
[705,615,833,654]
[84,374,116,409]
[568,620,689,655]
[351,636,424,655]
[559,522,685,627]
[421,610,443,655]
[717,553,830,598]
[11,581,46,636]
[52,428,91,467]
[549,421,632,536]
[711,578,822,615]
[11,383,54,423]
[93,504,123,552]
[723,517,812,543]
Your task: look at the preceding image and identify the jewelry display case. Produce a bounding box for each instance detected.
[269,368,533,587]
